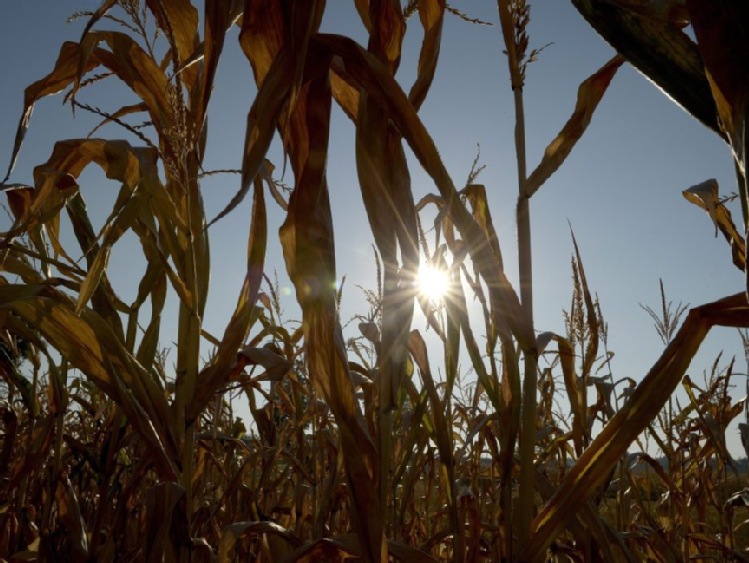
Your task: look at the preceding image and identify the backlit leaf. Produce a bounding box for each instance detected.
[524,55,624,198]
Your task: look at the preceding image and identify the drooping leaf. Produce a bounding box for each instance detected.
[408,0,446,111]
[356,86,417,412]
[277,56,385,563]
[683,179,746,271]
[319,33,533,351]
[2,42,100,183]
[77,32,173,145]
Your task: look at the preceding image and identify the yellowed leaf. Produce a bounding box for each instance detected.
[524,55,624,198]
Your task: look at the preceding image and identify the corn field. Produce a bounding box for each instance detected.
[2,1,749,561]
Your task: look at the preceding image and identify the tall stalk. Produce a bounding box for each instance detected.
[497,0,537,546]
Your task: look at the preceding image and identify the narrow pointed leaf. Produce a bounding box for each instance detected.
[524,55,624,198]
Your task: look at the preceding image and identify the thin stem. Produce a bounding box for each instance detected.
[514,87,538,549]
[497,0,538,550]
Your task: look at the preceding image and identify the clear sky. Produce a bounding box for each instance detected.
[1,2,746,456]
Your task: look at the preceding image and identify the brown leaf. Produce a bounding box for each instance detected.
[192,0,241,145]
[408,0,446,110]
[319,33,534,351]
[686,1,749,160]
[0,282,178,480]
[3,42,100,183]
[218,521,301,562]
[570,0,722,137]
[367,0,406,71]
[356,88,418,411]
[54,474,89,561]
[190,164,267,418]
[522,292,749,559]
[240,0,286,87]
[144,482,189,563]
[78,32,173,145]
[4,185,34,222]
[683,179,746,271]
[524,55,624,198]
[277,57,385,563]
[145,0,200,67]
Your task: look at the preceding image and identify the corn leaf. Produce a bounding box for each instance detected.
[524,55,624,199]
[683,179,746,271]
[319,33,534,351]
[408,0,446,111]
[522,292,749,559]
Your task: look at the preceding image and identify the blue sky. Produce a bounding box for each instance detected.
[0,2,746,456]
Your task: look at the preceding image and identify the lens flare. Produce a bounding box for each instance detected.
[417,263,450,304]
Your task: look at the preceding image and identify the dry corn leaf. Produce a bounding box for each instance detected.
[3,185,34,223]
[524,55,624,199]
[4,167,79,245]
[145,0,200,68]
[366,0,406,71]
[408,0,446,111]
[330,66,360,121]
[355,91,417,411]
[192,0,239,145]
[320,33,533,351]
[570,0,721,136]
[0,282,178,479]
[54,474,89,562]
[2,42,100,183]
[144,482,189,563]
[605,0,690,26]
[683,179,746,271]
[277,65,385,563]
[190,167,267,419]
[686,1,749,171]
[218,521,302,563]
[463,184,504,270]
[522,292,749,559]
[77,31,173,144]
[237,5,388,557]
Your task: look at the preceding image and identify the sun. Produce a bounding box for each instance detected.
[417,262,450,305]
